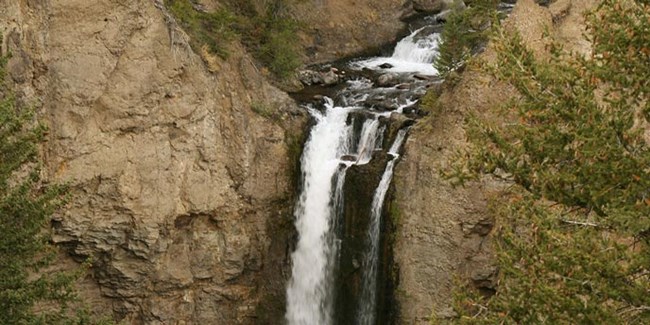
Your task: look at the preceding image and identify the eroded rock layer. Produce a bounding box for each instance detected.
[1,0,308,323]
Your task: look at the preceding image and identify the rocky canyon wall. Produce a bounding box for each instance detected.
[0,0,432,322]
[0,0,310,323]
[289,0,466,64]
[0,0,574,323]
[391,0,597,323]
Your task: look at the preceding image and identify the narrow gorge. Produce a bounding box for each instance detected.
[1,0,629,324]
[287,24,442,324]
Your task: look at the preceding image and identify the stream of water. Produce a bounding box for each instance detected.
[286,20,442,325]
[357,128,409,325]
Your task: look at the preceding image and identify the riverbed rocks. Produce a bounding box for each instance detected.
[297,69,324,85]
[321,69,341,85]
[368,97,399,111]
[377,73,401,87]
[298,67,346,87]
[298,68,343,86]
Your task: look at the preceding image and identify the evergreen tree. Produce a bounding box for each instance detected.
[433,0,499,78]
[0,40,107,325]
[448,0,650,322]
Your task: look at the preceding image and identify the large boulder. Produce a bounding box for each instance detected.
[412,0,463,13]
[377,73,400,87]
[289,0,411,64]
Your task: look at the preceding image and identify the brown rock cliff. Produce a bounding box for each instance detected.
[391,0,597,323]
[1,0,307,323]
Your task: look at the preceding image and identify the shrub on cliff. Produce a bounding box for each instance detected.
[434,0,499,78]
[0,43,109,325]
[166,0,237,58]
[165,0,302,80]
[448,0,650,323]
[233,0,303,79]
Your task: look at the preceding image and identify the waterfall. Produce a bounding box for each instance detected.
[391,27,441,64]
[286,99,352,325]
[389,128,409,156]
[350,27,441,75]
[375,125,387,151]
[356,118,381,165]
[357,129,409,325]
[324,165,349,319]
[287,13,441,324]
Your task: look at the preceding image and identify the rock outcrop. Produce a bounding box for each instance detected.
[291,0,411,63]
[412,0,461,14]
[391,0,598,323]
[1,0,306,323]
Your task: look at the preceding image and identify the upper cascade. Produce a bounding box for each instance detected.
[350,26,441,75]
[391,27,441,64]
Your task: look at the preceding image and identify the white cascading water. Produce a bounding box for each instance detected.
[286,98,353,325]
[375,125,387,151]
[357,128,409,325]
[388,128,409,156]
[351,27,441,75]
[392,29,440,64]
[356,119,381,164]
[287,104,389,325]
[287,17,441,324]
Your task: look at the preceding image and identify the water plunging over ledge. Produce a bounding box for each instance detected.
[350,26,441,75]
[286,21,442,325]
[358,128,409,325]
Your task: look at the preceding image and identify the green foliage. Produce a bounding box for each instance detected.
[256,16,302,79]
[165,0,302,79]
[229,0,303,79]
[455,194,650,324]
[0,41,108,325]
[453,2,650,235]
[419,89,440,112]
[165,0,236,58]
[251,100,274,118]
[434,0,499,78]
[449,0,650,323]
[589,0,650,121]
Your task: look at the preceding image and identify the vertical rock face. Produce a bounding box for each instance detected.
[391,82,503,323]
[0,0,306,323]
[412,0,459,14]
[291,0,411,63]
[391,0,598,323]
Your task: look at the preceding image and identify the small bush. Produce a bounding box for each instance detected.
[434,0,499,78]
[233,0,303,80]
[165,0,236,58]
[251,101,274,118]
[257,17,302,79]
[165,0,303,79]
